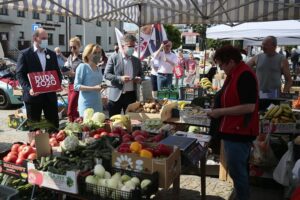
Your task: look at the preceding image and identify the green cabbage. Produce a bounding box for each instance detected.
[83,108,94,123]
[92,112,106,123]
[61,135,79,151]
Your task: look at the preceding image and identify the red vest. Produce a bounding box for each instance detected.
[219,62,259,137]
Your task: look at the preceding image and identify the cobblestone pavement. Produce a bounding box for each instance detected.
[0,108,284,200]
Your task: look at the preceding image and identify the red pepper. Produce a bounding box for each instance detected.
[157,144,172,157]
[118,146,131,153]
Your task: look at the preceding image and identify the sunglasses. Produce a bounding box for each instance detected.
[70,46,77,50]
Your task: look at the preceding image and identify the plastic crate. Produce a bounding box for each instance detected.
[0,185,19,200]
[82,168,159,200]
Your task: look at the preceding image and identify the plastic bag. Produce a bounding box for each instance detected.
[250,133,278,167]
[173,65,184,78]
[273,142,294,186]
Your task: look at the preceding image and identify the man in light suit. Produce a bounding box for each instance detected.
[16,28,62,128]
[104,34,143,117]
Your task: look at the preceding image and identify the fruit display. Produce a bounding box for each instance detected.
[180,106,211,126]
[263,104,296,123]
[110,114,131,131]
[2,143,36,165]
[198,77,212,89]
[117,141,172,158]
[177,101,190,110]
[120,130,164,143]
[141,118,163,133]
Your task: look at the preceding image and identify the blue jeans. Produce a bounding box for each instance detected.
[157,73,173,90]
[223,140,251,200]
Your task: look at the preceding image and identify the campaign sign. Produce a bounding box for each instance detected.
[28,70,61,94]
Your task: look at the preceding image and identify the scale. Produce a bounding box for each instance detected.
[160,135,206,166]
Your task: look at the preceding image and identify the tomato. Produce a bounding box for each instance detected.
[50,133,56,138]
[49,138,57,143]
[93,134,101,139]
[8,154,17,163]
[96,128,106,135]
[56,130,66,141]
[7,151,18,157]
[16,157,25,165]
[18,144,27,153]
[3,156,9,162]
[11,144,21,152]
[20,146,34,159]
[27,153,37,160]
[100,132,108,137]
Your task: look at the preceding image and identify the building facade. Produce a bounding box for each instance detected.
[0,7,123,56]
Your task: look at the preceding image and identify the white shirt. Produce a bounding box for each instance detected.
[122,56,134,93]
[33,44,46,71]
[154,51,177,74]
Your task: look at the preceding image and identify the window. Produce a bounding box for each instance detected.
[108,21,111,27]
[0,8,8,15]
[17,10,25,17]
[48,33,53,45]
[76,17,82,24]
[76,35,82,41]
[96,20,101,27]
[32,11,39,19]
[19,31,24,39]
[96,36,101,45]
[59,15,64,22]
[46,14,53,21]
[109,37,111,45]
[59,34,65,45]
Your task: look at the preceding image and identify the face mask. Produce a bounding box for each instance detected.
[126,47,134,56]
[40,39,48,49]
[92,53,101,64]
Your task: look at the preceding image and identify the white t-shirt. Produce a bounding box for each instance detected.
[154,51,177,74]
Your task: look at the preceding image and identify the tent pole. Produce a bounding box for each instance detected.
[138,4,142,59]
[202,24,207,75]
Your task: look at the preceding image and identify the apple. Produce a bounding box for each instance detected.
[100,132,108,137]
[122,135,132,143]
[140,130,149,138]
[108,132,120,137]
[134,135,145,142]
[96,128,106,134]
[93,134,101,139]
[132,130,142,137]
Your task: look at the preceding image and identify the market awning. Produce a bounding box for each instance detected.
[0,0,299,25]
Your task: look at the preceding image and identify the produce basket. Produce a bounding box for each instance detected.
[82,168,159,200]
[0,185,19,200]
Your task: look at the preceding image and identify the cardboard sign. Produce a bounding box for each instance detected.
[28,70,61,94]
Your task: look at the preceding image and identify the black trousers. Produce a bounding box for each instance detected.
[25,95,59,129]
[108,91,136,117]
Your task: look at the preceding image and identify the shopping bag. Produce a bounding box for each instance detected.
[173,65,184,78]
[273,141,294,186]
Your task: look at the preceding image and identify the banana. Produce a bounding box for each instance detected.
[280,115,293,122]
[110,114,123,121]
[268,105,279,118]
[282,107,292,115]
[264,107,274,119]
[273,106,283,118]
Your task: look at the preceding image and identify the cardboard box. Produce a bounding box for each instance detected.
[261,120,300,133]
[27,162,79,194]
[112,146,181,189]
[126,102,177,121]
[26,133,79,194]
[0,159,28,179]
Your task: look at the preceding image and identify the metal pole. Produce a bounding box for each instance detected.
[65,15,68,52]
[138,4,141,59]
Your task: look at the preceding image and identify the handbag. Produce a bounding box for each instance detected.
[173,65,184,78]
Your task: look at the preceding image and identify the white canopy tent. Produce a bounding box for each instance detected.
[206,20,300,47]
[0,0,299,26]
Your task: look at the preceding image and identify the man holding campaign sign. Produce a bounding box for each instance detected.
[16,28,62,128]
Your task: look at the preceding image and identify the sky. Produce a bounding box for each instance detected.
[123,22,138,31]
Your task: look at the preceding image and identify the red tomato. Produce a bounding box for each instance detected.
[11,144,21,152]
[50,141,59,147]
[16,157,25,165]
[8,154,17,163]
[49,138,57,143]
[100,132,108,137]
[96,128,106,134]
[93,134,101,139]
[20,146,34,159]
[50,133,56,138]
[27,153,37,160]
[3,156,9,162]
[7,151,18,157]
[18,144,27,153]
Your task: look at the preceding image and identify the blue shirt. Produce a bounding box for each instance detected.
[74,63,103,116]
[56,55,65,68]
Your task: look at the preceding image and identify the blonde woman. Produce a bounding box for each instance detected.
[63,37,82,122]
[74,44,105,116]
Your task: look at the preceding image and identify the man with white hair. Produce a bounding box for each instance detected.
[247,36,292,94]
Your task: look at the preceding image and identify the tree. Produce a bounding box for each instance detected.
[163,24,182,49]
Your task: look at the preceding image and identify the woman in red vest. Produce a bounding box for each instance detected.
[208,46,259,200]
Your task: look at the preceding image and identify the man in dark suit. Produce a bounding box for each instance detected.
[104,34,144,117]
[16,28,62,128]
